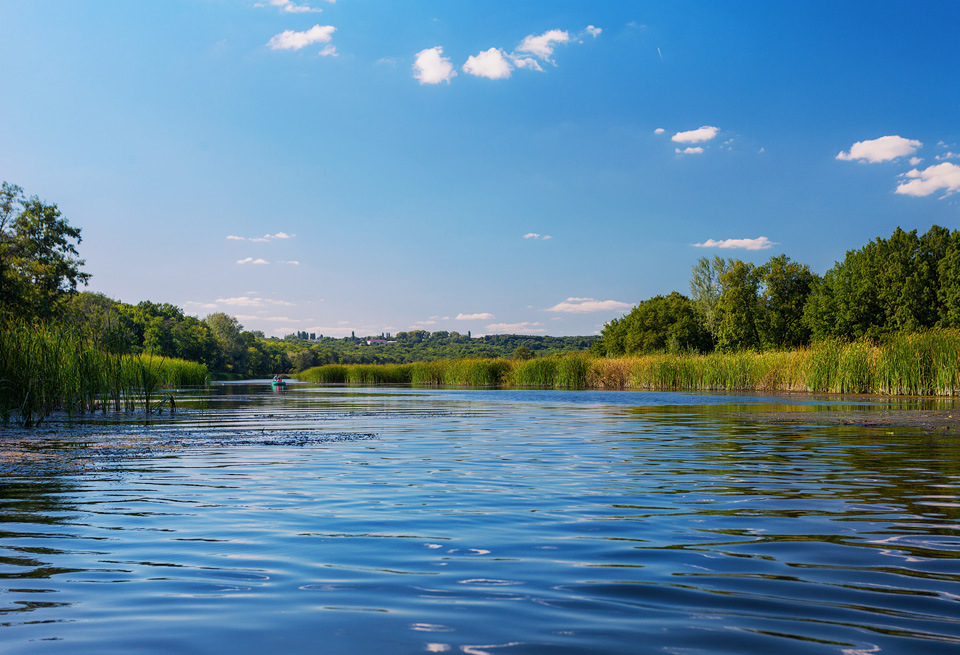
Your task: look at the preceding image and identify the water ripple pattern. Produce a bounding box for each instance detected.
[1,383,959,654]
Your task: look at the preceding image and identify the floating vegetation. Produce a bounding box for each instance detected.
[297,331,960,396]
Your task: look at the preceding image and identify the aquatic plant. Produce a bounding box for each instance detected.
[296,330,960,396]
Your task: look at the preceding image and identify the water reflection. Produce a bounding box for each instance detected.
[0,386,959,654]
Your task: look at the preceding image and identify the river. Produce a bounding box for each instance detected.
[2,383,959,654]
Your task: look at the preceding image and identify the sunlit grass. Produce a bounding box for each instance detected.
[296,331,960,397]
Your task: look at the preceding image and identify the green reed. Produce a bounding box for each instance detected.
[297,330,960,396]
[0,316,208,426]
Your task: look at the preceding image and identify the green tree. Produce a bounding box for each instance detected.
[599,292,711,356]
[0,186,89,317]
[689,255,733,344]
[758,255,817,349]
[715,261,762,352]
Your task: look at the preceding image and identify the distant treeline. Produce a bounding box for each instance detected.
[597,225,960,356]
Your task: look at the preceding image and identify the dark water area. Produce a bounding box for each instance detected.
[2,383,959,654]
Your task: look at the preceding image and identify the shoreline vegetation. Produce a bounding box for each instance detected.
[0,317,207,427]
[297,330,960,397]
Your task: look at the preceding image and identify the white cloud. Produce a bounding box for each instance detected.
[895,162,960,198]
[936,151,959,161]
[516,29,570,61]
[267,25,335,51]
[511,56,544,72]
[237,257,270,265]
[456,312,495,320]
[692,236,777,250]
[836,135,922,163]
[523,233,552,240]
[216,296,295,307]
[279,260,301,265]
[413,46,456,84]
[654,128,665,135]
[226,232,295,242]
[675,147,704,155]
[463,47,512,79]
[909,156,923,166]
[672,126,720,144]
[546,297,632,313]
[485,321,546,334]
[318,45,338,57]
[584,25,602,38]
[268,0,321,13]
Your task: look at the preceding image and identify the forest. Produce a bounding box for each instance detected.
[596,225,960,356]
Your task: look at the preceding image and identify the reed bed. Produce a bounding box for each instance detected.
[297,330,960,397]
[0,317,208,426]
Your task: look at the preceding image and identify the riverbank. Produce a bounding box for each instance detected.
[297,331,960,397]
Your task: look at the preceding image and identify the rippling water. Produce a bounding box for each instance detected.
[2,383,960,654]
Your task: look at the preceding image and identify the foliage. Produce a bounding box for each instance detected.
[598,292,711,356]
[804,226,955,340]
[0,315,207,426]
[0,182,89,319]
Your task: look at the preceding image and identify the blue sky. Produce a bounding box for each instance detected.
[2,1,958,337]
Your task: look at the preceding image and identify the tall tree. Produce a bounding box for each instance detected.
[2,189,89,318]
[689,255,733,344]
[759,255,817,349]
[714,260,763,352]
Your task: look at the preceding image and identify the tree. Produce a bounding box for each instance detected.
[715,261,763,352]
[205,312,246,373]
[689,255,733,345]
[0,184,89,317]
[758,255,817,349]
[599,292,712,356]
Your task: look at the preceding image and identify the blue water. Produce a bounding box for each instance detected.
[2,384,960,654]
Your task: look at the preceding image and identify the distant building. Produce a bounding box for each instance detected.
[366,339,397,345]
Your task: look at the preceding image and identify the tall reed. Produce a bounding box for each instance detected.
[0,316,208,426]
[296,330,960,396]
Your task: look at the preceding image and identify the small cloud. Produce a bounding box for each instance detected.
[836,135,922,163]
[266,0,322,13]
[523,233,552,240]
[485,321,546,334]
[184,301,218,310]
[910,156,923,166]
[654,128,665,135]
[895,162,960,198]
[413,320,438,327]
[516,29,570,61]
[758,147,765,155]
[267,25,336,51]
[237,257,270,265]
[675,146,704,155]
[376,57,398,66]
[413,46,456,84]
[463,47,512,79]
[456,312,495,320]
[547,297,632,313]
[672,126,720,144]
[692,236,777,250]
[584,25,602,38]
[936,152,959,161]
[215,296,294,307]
[318,45,338,57]
[511,56,544,72]
[279,260,300,265]
[226,232,295,242]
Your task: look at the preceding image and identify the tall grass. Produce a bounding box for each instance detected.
[0,316,208,426]
[296,330,960,397]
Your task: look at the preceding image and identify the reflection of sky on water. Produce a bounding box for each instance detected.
[1,385,959,655]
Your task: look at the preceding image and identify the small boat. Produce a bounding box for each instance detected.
[271,378,286,388]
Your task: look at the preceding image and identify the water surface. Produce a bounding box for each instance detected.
[2,384,959,654]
